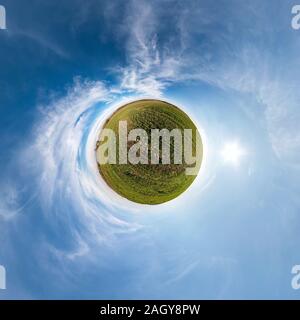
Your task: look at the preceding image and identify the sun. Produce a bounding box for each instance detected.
[221,142,245,165]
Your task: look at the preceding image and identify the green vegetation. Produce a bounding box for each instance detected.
[96,99,203,205]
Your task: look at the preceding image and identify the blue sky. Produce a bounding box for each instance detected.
[1,0,300,299]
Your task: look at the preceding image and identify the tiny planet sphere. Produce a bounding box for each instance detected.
[96,99,203,205]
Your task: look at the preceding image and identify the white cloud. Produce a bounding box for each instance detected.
[4,0,299,262]
[18,78,144,256]
[0,183,37,221]
[115,0,300,167]
[114,0,185,96]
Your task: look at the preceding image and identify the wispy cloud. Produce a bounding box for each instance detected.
[115,0,300,167]
[16,78,143,258]
[113,0,185,96]
[14,29,69,58]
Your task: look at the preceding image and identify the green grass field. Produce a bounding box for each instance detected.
[96,99,203,205]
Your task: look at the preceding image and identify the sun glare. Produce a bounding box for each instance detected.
[221,142,246,166]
